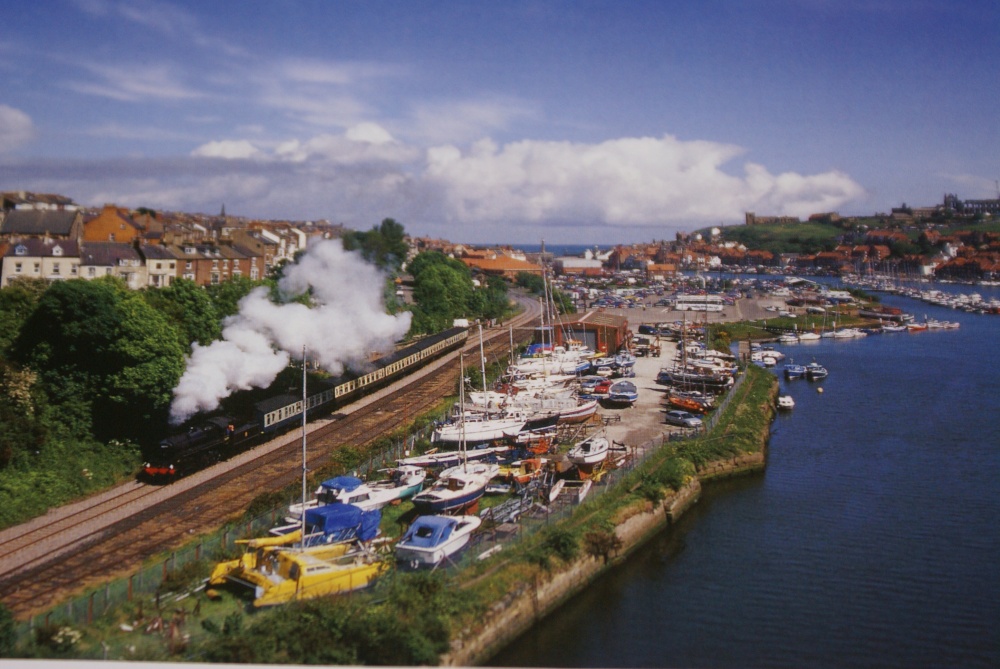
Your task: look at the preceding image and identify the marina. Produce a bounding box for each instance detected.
[488,284,1000,668]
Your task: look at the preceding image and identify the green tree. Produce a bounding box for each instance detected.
[412,263,474,332]
[470,274,511,321]
[407,251,477,333]
[142,279,221,349]
[342,218,408,271]
[11,278,186,440]
[407,250,468,278]
[0,277,48,353]
[515,271,545,294]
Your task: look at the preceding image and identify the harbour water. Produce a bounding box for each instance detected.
[489,286,1000,668]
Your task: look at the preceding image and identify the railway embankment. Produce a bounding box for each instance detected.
[442,366,777,667]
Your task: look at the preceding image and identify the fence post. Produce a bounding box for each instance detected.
[88,592,94,625]
[128,574,133,601]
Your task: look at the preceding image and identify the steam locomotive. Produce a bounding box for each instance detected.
[142,326,469,480]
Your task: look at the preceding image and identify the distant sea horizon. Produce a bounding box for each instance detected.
[494,243,599,257]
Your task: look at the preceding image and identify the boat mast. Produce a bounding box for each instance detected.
[478,323,487,395]
[460,351,467,473]
[300,346,308,546]
[509,323,514,367]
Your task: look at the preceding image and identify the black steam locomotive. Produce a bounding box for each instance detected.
[143,326,469,480]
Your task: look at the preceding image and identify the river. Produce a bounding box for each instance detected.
[488,285,1000,668]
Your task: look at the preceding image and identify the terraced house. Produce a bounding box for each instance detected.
[0,191,269,289]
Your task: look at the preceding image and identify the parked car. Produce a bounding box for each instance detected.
[664,410,703,428]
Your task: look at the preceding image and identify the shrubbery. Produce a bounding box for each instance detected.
[195,570,478,665]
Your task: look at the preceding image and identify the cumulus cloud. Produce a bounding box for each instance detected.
[424,134,864,225]
[191,139,262,160]
[0,104,34,152]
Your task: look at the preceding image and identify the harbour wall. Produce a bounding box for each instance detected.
[441,450,766,667]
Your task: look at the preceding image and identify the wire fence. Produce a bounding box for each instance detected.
[15,367,748,651]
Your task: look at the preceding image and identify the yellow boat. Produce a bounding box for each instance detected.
[210,539,387,607]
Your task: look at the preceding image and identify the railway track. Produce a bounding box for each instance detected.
[0,297,540,619]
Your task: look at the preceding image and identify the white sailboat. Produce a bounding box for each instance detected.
[413,352,489,514]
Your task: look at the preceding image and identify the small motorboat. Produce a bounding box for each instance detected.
[614,352,637,369]
[605,380,639,406]
[805,362,828,381]
[567,434,610,466]
[784,363,806,380]
[777,395,795,410]
[667,393,708,414]
[395,514,482,569]
[498,457,547,485]
[285,466,427,520]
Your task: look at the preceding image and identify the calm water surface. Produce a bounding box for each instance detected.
[490,288,1000,668]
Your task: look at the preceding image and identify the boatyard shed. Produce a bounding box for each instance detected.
[548,311,629,354]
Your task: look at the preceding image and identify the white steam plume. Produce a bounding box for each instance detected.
[169,239,412,424]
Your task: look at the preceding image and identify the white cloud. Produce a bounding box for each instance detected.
[279,58,402,86]
[191,139,262,160]
[67,62,203,102]
[0,104,34,152]
[71,0,246,57]
[424,134,864,226]
[193,126,418,165]
[345,122,395,145]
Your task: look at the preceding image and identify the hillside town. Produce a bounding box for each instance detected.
[2,190,1000,290]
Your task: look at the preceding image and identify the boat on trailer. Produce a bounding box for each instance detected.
[209,505,386,607]
[395,514,482,569]
[605,380,639,406]
[285,466,426,520]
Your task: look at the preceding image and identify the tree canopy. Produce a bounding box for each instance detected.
[406,251,517,333]
[141,278,222,350]
[410,254,475,333]
[0,277,47,354]
[342,218,409,271]
[11,277,186,439]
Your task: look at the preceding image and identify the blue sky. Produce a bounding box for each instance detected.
[1,0,997,244]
